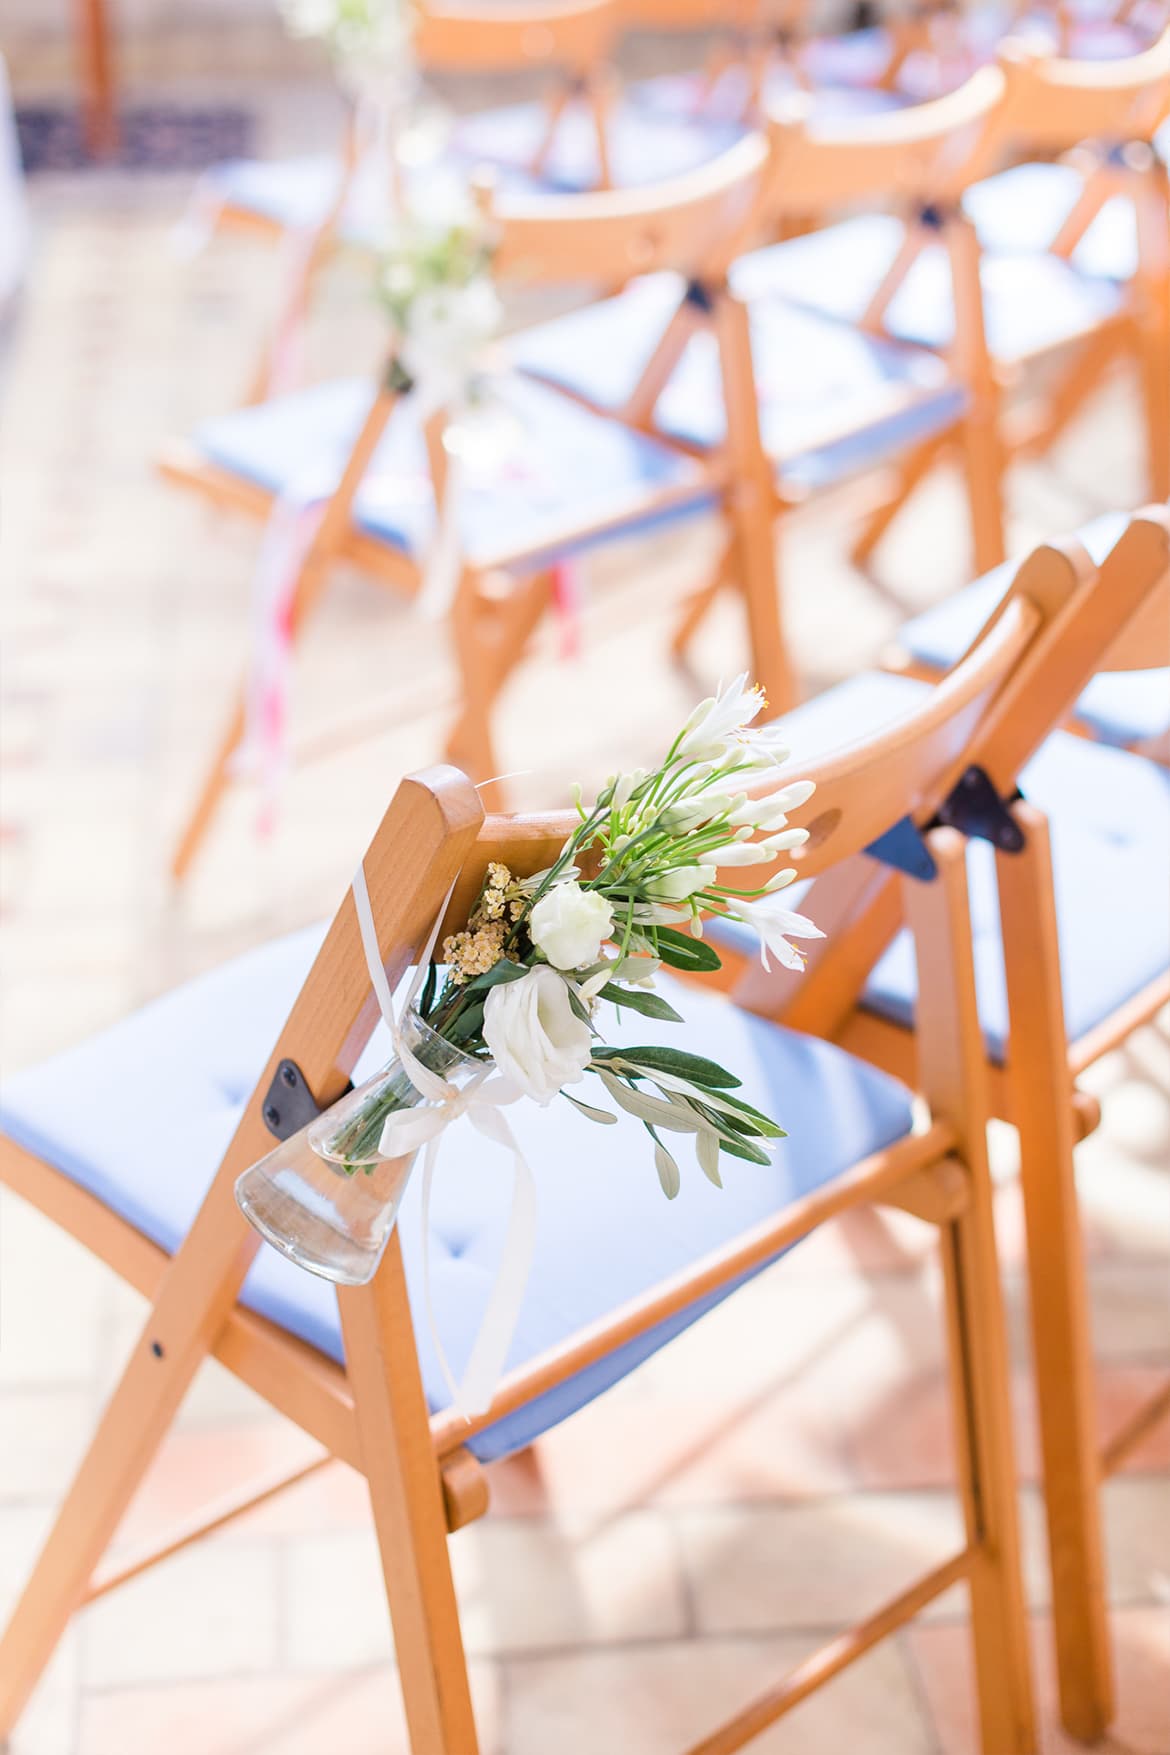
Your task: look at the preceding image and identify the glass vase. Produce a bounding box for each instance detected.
[235,1007,484,1286]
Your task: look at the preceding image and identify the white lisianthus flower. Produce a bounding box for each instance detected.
[530,881,613,970]
[645,865,712,902]
[726,778,815,829]
[675,673,766,762]
[722,896,825,972]
[483,967,593,1104]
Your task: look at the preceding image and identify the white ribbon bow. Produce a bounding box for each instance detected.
[351,861,538,1419]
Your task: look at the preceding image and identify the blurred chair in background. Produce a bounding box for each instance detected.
[0,51,29,314]
[159,137,791,877]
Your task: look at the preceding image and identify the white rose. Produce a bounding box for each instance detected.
[529,881,613,970]
[483,967,593,1104]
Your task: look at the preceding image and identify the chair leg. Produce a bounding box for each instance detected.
[339,1237,479,1755]
[0,1179,259,1737]
[849,432,949,570]
[904,832,1035,1755]
[940,1195,1037,1755]
[996,806,1114,1740]
[170,690,246,882]
[444,570,551,782]
[960,409,1007,576]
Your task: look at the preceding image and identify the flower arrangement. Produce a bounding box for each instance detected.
[277,0,415,74]
[376,206,502,405]
[323,676,822,1199]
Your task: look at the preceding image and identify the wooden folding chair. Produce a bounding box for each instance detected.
[1,556,1077,1752]
[206,0,624,254]
[885,507,1170,761]
[158,135,793,878]
[746,32,1170,557]
[512,70,1014,651]
[719,505,1170,1741]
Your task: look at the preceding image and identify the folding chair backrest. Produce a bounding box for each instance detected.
[442,547,1058,928]
[415,0,620,78]
[995,29,1170,155]
[482,130,770,284]
[760,65,1005,217]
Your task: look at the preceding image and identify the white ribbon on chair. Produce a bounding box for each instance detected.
[351,860,538,1420]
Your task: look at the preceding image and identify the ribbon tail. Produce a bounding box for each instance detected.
[454,1116,538,1418]
[420,1135,463,1411]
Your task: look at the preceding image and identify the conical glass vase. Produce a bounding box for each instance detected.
[235,1006,484,1286]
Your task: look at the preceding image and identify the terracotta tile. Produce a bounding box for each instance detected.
[80,1539,281,1685]
[77,1665,503,1755]
[284,1510,687,1667]
[677,1491,966,1634]
[908,1607,1170,1755]
[504,1635,935,1755]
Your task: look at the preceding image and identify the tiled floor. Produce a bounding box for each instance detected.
[1,20,1168,1755]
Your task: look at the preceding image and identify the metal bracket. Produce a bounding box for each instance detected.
[867,769,1024,878]
[933,766,1025,854]
[866,815,938,881]
[684,277,717,314]
[260,1060,345,1141]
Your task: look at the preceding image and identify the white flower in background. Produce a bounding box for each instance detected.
[483,967,593,1104]
[400,278,503,411]
[675,673,767,762]
[530,881,613,971]
[722,895,825,972]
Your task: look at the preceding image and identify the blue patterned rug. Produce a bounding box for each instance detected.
[16,105,254,173]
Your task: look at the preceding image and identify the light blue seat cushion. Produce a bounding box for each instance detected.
[963,162,1139,282]
[898,510,1170,747]
[204,155,525,245]
[710,670,1170,1061]
[0,944,913,1462]
[628,67,905,124]
[512,271,966,493]
[450,98,744,192]
[193,373,712,571]
[732,213,1125,363]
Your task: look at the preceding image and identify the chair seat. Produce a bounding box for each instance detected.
[0,946,913,1462]
[204,154,514,244]
[732,214,1125,364]
[711,671,1170,1061]
[512,271,966,493]
[449,97,744,192]
[627,68,905,125]
[192,374,712,573]
[897,511,1170,749]
[962,162,1139,282]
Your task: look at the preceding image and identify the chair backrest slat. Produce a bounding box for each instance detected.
[484,132,770,283]
[996,30,1170,153]
[415,0,620,75]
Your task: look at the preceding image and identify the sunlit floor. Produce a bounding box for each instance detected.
[1,20,1167,1754]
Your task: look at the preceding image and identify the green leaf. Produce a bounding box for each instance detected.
[696,1128,723,1188]
[563,1092,617,1126]
[645,1124,681,1199]
[653,926,723,973]
[601,1045,742,1089]
[565,985,597,1031]
[709,1088,787,1138]
[717,1133,773,1166]
[595,1070,705,1135]
[597,983,684,1023]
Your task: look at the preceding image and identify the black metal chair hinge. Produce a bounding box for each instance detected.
[260,1060,349,1141]
[684,277,719,314]
[932,766,1025,854]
